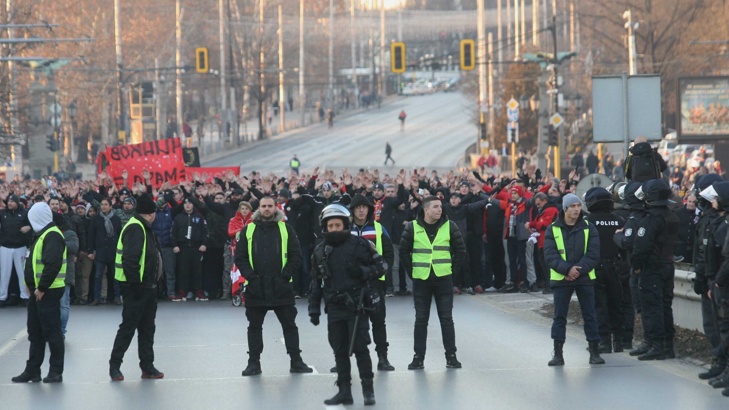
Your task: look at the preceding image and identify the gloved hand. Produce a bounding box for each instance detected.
[130,283,143,301]
[310,314,320,326]
[693,277,708,296]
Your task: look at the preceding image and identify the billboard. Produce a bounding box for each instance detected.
[678,76,729,142]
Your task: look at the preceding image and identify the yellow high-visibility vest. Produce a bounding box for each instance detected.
[246,222,291,281]
[411,220,452,280]
[33,227,67,289]
[550,221,596,281]
[114,217,147,282]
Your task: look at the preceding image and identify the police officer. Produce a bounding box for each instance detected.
[544,194,604,366]
[710,182,729,395]
[692,174,727,380]
[12,202,66,383]
[399,195,466,370]
[171,197,209,301]
[109,194,164,381]
[309,204,387,406]
[584,187,626,353]
[613,181,645,350]
[629,179,679,360]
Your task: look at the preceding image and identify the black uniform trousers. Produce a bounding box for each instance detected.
[701,288,723,356]
[639,263,675,343]
[110,285,158,370]
[177,245,202,293]
[245,305,301,358]
[25,287,64,375]
[620,273,635,343]
[369,281,389,354]
[328,309,373,383]
[594,261,624,341]
[202,247,224,297]
[413,276,456,357]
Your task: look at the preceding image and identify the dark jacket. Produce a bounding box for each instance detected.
[0,206,31,248]
[613,209,646,256]
[234,208,302,307]
[152,203,175,248]
[630,206,680,271]
[625,142,668,182]
[62,230,79,287]
[399,210,466,280]
[350,193,395,270]
[368,185,409,242]
[544,212,600,286]
[674,206,698,263]
[491,196,532,240]
[584,209,625,260]
[171,211,209,248]
[87,211,122,262]
[66,212,87,254]
[24,222,66,292]
[285,194,321,247]
[196,196,227,249]
[694,208,726,282]
[443,195,488,238]
[308,231,387,321]
[716,215,729,287]
[119,215,162,287]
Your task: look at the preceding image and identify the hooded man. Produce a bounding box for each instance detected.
[12,202,67,383]
[0,194,32,306]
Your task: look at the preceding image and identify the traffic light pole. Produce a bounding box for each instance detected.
[53,129,59,172]
[551,11,560,180]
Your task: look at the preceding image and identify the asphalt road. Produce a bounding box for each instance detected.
[0,292,725,409]
[205,92,477,174]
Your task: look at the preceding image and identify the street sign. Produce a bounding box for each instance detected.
[507,98,519,110]
[507,108,519,122]
[550,113,564,128]
[50,115,61,129]
[49,102,62,117]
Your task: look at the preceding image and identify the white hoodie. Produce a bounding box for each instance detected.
[28,202,53,233]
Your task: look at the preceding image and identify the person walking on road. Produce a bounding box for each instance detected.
[398,110,407,131]
[290,155,301,175]
[235,196,312,376]
[309,204,387,406]
[109,194,164,381]
[544,194,604,366]
[12,202,67,383]
[384,142,395,166]
[400,195,466,370]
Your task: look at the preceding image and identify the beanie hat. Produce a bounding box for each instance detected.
[278,188,291,199]
[510,186,524,198]
[135,193,157,215]
[7,194,20,205]
[123,196,136,207]
[562,193,581,211]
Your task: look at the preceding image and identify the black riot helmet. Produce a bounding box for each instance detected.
[622,181,645,210]
[642,179,674,207]
[584,187,613,212]
[693,174,724,211]
[712,181,729,212]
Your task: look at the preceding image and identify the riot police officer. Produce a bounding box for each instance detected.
[584,187,626,353]
[613,181,645,350]
[629,179,679,360]
[309,204,388,406]
[709,181,729,395]
[692,174,727,380]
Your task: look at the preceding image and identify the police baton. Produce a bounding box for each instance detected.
[348,288,367,357]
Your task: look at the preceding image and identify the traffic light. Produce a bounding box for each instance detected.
[195,47,209,74]
[479,121,487,141]
[547,125,558,146]
[460,39,475,70]
[46,135,57,152]
[391,42,406,73]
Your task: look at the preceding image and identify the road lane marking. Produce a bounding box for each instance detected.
[0,328,26,359]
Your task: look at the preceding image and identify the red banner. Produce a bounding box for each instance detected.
[186,166,240,183]
[105,138,186,187]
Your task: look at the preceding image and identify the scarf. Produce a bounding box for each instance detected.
[101,210,115,238]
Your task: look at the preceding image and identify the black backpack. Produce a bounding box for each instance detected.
[626,142,661,182]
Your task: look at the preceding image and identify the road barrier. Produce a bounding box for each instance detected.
[673,264,703,333]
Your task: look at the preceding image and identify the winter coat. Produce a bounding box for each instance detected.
[171,211,209,248]
[118,215,163,288]
[234,208,302,307]
[399,210,466,281]
[152,204,175,248]
[0,206,31,248]
[491,196,532,240]
[24,222,67,292]
[63,230,79,287]
[544,213,600,287]
[87,212,122,262]
[285,194,321,246]
[527,203,559,249]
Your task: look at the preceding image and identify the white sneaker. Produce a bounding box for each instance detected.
[484,286,498,292]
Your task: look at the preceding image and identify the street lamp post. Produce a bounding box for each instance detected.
[68,101,77,164]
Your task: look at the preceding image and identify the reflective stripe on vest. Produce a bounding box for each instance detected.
[33,226,67,289]
[550,221,596,281]
[411,220,452,280]
[114,218,147,282]
[246,222,290,281]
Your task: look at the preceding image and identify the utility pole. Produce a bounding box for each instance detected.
[278,4,285,132]
[299,0,305,126]
[497,0,502,74]
[380,0,386,97]
[5,0,21,172]
[520,0,526,46]
[532,0,539,47]
[477,0,486,153]
[114,0,125,145]
[488,32,495,152]
[154,58,163,140]
[351,0,358,107]
[551,1,561,179]
[507,0,511,58]
[260,0,266,140]
[624,9,638,75]
[514,0,520,58]
[176,0,184,145]
[328,0,334,108]
[219,0,228,144]
[569,0,575,53]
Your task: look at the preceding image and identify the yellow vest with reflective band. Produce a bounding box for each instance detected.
[114,217,147,282]
[33,226,67,289]
[411,220,452,280]
[246,222,290,282]
[550,221,596,281]
[290,159,300,168]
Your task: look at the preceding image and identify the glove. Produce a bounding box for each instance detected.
[310,315,320,326]
[130,283,143,301]
[472,171,486,183]
[693,277,708,296]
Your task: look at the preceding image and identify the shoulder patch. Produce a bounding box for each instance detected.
[625,228,632,237]
[637,227,646,237]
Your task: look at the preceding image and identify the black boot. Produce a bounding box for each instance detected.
[241,358,262,376]
[699,358,727,380]
[377,353,395,371]
[362,379,376,406]
[588,341,606,365]
[11,371,41,383]
[324,381,354,405]
[598,338,612,354]
[638,340,667,361]
[42,373,63,383]
[408,354,424,370]
[289,355,313,373]
[622,334,634,350]
[445,353,462,369]
[629,341,650,356]
[664,338,675,359]
[710,367,729,388]
[548,340,565,366]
